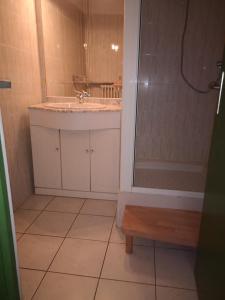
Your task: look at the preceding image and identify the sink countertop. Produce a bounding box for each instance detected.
[29,101,122,113]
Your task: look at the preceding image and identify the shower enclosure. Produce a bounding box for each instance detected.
[133,0,225,193]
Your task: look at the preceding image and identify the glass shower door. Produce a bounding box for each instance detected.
[133,0,225,192]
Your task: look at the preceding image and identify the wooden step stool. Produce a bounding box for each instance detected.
[122,205,201,254]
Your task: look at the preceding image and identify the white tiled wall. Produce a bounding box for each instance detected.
[0,0,42,208]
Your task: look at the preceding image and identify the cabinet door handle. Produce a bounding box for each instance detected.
[85,149,89,153]
[90,149,94,153]
[55,147,59,151]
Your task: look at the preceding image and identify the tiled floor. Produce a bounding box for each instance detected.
[15,195,198,300]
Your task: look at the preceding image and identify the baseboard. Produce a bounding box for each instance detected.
[35,187,118,201]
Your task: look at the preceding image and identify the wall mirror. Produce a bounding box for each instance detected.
[36,0,124,98]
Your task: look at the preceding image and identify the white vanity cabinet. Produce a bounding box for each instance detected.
[29,107,121,200]
[61,130,90,192]
[61,129,120,193]
[30,126,120,197]
[90,129,120,193]
[30,126,61,189]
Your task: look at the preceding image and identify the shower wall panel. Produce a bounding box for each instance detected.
[134,0,225,191]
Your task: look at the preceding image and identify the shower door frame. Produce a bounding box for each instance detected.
[118,0,204,225]
[0,111,21,299]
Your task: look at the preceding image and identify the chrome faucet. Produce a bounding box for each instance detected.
[74,90,90,103]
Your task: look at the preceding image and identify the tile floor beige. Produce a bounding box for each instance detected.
[20,269,45,300]
[80,199,117,216]
[155,240,193,251]
[18,234,63,270]
[27,211,76,237]
[16,195,198,300]
[21,195,53,210]
[156,286,198,300]
[110,221,154,246]
[50,238,107,277]
[16,233,23,240]
[101,243,155,284]
[155,248,196,289]
[45,196,85,213]
[33,272,98,300]
[95,279,155,300]
[14,209,40,233]
[68,214,113,241]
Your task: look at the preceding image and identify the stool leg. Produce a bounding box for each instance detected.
[126,235,133,254]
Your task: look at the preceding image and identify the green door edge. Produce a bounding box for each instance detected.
[195,51,225,299]
[0,139,20,300]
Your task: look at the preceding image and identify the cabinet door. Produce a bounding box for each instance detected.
[61,130,90,191]
[30,126,61,189]
[91,129,120,193]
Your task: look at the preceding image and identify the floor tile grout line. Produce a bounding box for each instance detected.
[19,195,54,212]
[96,276,156,288]
[18,233,110,243]
[16,233,24,242]
[21,208,116,218]
[30,270,48,300]
[16,232,155,247]
[16,230,155,248]
[21,267,99,280]
[44,196,87,215]
[17,196,116,298]
[17,197,116,234]
[30,199,88,300]
[19,209,44,236]
[19,266,197,292]
[93,215,116,300]
[154,245,195,253]
[16,198,117,241]
[16,195,55,236]
[40,196,56,210]
[30,211,81,300]
[21,208,79,215]
[79,212,116,218]
[64,198,88,238]
[14,194,53,213]
[77,212,116,218]
[17,198,198,297]
[18,197,86,237]
[42,198,87,268]
[153,283,197,291]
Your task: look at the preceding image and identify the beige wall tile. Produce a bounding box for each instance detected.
[41,0,85,97]
[134,0,225,191]
[0,0,42,208]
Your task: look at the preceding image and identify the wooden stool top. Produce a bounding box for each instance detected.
[122,205,201,248]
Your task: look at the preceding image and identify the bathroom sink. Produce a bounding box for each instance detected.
[43,102,106,110]
[29,101,121,131]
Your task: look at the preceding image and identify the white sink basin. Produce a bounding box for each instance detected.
[44,102,106,110]
[29,102,121,130]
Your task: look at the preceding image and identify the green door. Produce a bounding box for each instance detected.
[195,52,225,299]
[0,117,20,299]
